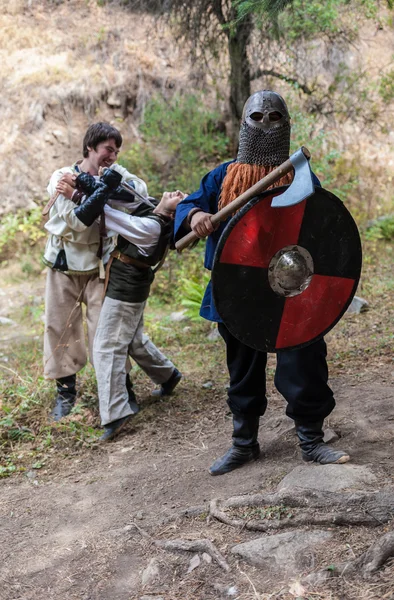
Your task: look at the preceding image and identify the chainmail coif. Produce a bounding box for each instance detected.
[237,121,291,167]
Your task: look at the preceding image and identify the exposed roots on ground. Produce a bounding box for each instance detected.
[209,487,394,532]
[303,531,394,584]
[131,487,394,586]
[131,523,230,571]
[155,539,230,572]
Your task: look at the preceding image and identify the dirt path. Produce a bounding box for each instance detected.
[1,371,393,599]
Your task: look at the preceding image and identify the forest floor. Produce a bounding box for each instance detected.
[0,239,393,600]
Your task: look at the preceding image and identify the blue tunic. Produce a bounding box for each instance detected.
[174,161,321,323]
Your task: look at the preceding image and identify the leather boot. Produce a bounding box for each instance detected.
[295,421,350,464]
[209,416,260,476]
[151,368,182,398]
[125,373,140,415]
[50,375,77,421]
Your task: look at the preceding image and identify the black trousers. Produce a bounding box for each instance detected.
[218,323,335,423]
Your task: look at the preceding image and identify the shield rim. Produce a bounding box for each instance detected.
[212,185,362,352]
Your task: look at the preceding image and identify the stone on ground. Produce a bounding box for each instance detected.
[231,530,332,575]
[141,558,160,586]
[278,464,378,493]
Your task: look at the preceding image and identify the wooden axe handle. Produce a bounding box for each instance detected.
[42,192,59,216]
[175,146,310,252]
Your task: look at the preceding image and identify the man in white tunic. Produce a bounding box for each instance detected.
[43,123,146,420]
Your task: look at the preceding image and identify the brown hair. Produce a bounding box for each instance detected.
[82,122,123,158]
[218,162,294,210]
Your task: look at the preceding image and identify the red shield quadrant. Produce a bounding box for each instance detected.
[212,186,362,352]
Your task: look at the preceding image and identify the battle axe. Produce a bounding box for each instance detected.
[175,146,313,251]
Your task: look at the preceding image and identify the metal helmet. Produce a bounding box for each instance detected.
[237,90,291,167]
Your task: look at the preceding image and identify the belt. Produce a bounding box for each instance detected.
[110,249,150,269]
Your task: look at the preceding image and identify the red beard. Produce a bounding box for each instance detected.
[218,162,294,211]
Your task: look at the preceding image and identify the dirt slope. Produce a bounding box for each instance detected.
[0,0,192,215]
[2,0,394,217]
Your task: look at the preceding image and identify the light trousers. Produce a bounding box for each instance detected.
[93,296,174,425]
[44,269,103,380]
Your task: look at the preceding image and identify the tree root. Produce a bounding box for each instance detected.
[209,487,394,531]
[131,523,230,572]
[155,538,230,572]
[303,531,394,585]
[131,487,394,581]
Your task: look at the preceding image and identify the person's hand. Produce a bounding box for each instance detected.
[190,211,216,238]
[56,180,76,200]
[59,173,77,188]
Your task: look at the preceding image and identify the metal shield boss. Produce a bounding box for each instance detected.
[212,181,362,352]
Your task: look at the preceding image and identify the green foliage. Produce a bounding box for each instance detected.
[119,93,230,197]
[0,206,46,258]
[379,68,394,103]
[365,215,394,241]
[179,272,211,321]
[236,0,379,40]
[238,504,293,520]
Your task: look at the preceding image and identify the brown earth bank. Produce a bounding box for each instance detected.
[2,0,394,217]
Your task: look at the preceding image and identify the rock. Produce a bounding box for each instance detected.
[52,130,65,143]
[187,553,201,573]
[231,530,332,575]
[136,510,144,520]
[202,381,213,389]
[107,92,123,108]
[365,213,394,229]
[141,558,160,586]
[278,464,378,493]
[212,583,239,597]
[207,327,221,341]
[202,552,212,564]
[323,427,340,444]
[346,295,369,314]
[140,596,164,600]
[0,317,16,326]
[169,310,187,322]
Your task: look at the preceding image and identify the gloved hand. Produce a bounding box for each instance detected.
[73,170,122,227]
[100,168,122,190]
[76,168,122,195]
[75,172,101,195]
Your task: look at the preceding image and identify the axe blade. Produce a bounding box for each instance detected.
[271,147,315,208]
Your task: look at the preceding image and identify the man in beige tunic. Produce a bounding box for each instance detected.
[43,122,147,420]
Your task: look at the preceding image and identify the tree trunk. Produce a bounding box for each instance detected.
[227,14,252,153]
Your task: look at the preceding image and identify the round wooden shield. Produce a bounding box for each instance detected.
[212,186,362,352]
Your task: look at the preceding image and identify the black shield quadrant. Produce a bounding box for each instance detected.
[212,186,362,352]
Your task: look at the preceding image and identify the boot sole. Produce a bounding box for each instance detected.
[302,453,351,464]
[334,454,350,464]
[209,452,260,476]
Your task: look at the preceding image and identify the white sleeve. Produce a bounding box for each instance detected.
[104,205,161,253]
[47,169,88,232]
